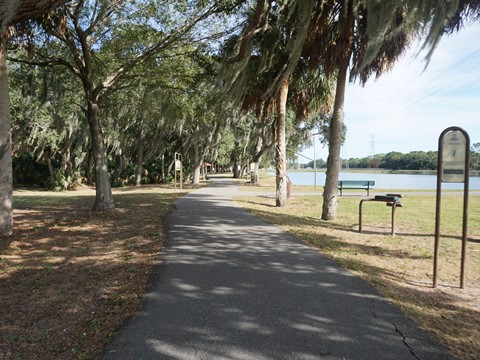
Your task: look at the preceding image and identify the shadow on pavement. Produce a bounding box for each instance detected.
[102,181,454,360]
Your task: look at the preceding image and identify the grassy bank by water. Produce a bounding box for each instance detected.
[282,168,438,175]
[235,192,480,360]
[282,168,480,176]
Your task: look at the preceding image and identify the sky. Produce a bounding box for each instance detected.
[301,22,480,163]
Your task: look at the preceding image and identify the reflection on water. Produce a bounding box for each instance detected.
[268,171,480,190]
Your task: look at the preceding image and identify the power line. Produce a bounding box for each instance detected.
[347,48,480,138]
[407,78,480,119]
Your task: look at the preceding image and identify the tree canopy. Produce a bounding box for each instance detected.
[222,0,480,218]
[2,0,480,235]
[0,0,69,26]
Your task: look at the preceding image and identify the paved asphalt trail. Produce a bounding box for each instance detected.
[102,178,453,360]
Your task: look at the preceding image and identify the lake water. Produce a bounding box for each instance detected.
[267,171,480,190]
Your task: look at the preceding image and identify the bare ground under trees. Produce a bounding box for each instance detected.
[0,185,192,359]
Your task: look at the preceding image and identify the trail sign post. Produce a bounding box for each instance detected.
[434,127,470,289]
[174,152,183,191]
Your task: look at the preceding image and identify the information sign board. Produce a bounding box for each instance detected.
[441,130,466,183]
[175,159,182,171]
[434,126,470,289]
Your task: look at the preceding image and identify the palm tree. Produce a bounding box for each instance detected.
[224,1,323,207]
[0,1,68,26]
[294,1,416,220]
[227,0,480,218]
[318,0,480,219]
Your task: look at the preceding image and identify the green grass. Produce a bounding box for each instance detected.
[235,193,480,360]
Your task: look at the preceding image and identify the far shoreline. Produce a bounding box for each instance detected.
[275,168,480,177]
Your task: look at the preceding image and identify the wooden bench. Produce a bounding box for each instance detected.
[338,180,375,196]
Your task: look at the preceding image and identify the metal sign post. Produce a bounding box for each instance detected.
[434,127,470,289]
[174,152,183,191]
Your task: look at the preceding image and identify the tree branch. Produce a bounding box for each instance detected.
[97,4,220,97]
[226,0,266,64]
[7,54,80,76]
[0,0,69,26]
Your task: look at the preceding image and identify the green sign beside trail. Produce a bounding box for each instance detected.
[434,126,470,289]
[441,130,467,183]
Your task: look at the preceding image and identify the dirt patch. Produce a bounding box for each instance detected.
[0,185,186,359]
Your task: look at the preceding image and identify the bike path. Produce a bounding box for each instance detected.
[102,178,453,360]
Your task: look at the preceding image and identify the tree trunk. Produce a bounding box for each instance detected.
[321,65,346,220]
[251,103,264,186]
[238,163,246,178]
[112,147,122,187]
[134,135,144,187]
[0,31,12,235]
[86,147,95,185]
[233,160,240,178]
[321,0,353,220]
[275,79,289,207]
[254,161,260,183]
[236,163,246,178]
[249,161,259,185]
[60,137,73,187]
[87,101,114,210]
[193,165,201,184]
[251,136,263,185]
[46,155,54,179]
[161,153,165,183]
[192,144,201,185]
[61,139,73,177]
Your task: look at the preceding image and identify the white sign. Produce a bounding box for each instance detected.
[175,159,182,171]
[441,130,466,183]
